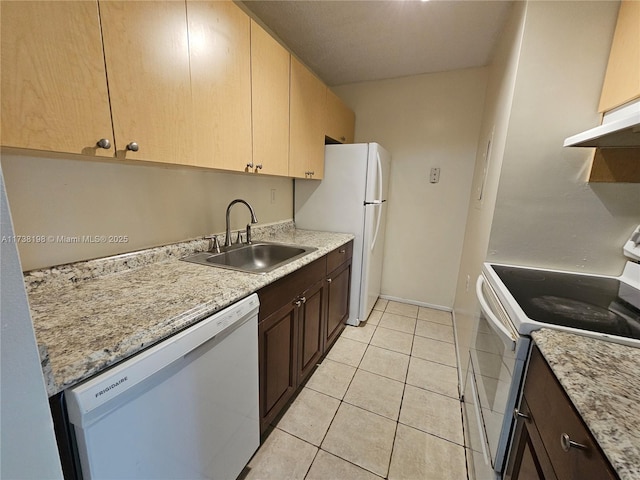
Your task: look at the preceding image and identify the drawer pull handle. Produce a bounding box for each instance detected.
[513,408,530,421]
[339,249,346,254]
[560,433,588,452]
[327,278,332,284]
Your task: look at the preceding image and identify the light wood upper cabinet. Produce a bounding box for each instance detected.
[325,89,355,144]
[290,57,327,180]
[99,1,193,164]
[1,1,114,156]
[188,1,252,171]
[598,0,640,113]
[2,2,336,180]
[251,20,290,177]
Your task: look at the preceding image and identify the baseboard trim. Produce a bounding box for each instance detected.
[379,294,452,313]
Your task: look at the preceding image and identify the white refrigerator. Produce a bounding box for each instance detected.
[295,143,391,326]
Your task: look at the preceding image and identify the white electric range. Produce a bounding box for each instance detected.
[463,225,640,479]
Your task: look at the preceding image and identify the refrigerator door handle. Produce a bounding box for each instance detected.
[376,151,383,201]
[369,151,386,251]
[364,200,386,205]
[370,203,382,251]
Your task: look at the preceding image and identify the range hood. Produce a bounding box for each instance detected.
[564,99,640,147]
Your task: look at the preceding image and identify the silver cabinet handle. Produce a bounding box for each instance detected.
[255,164,263,170]
[96,138,111,149]
[293,299,302,307]
[513,408,530,420]
[339,249,346,254]
[327,278,332,284]
[126,142,139,152]
[246,162,254,169]
[300,296,306,304]
[560,433,588,452]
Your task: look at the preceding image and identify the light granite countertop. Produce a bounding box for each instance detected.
[26,223,353,396]
[532,329,640,480]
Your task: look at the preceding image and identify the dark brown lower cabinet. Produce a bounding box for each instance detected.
[505,397,556,480]
[258,301,297,432]
[296,279,325,384]
[325,260,351,349]
[257,241,353,434]
[505,346,618,480]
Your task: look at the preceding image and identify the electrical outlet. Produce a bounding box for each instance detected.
[430,167,440,183]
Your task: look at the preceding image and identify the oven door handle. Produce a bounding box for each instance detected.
[476,275,516,351]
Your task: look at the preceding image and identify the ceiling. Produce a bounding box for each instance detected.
[240,0,514,86]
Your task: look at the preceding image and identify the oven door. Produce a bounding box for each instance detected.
[464,275,530,478]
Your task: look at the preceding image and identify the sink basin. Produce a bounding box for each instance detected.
[182,242,317,274]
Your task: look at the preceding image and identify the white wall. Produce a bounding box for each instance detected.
[488,1,637,275]
[453,0,527,368]
[334,68,488,308]
[1,165,63,479]
[1,152,293,271]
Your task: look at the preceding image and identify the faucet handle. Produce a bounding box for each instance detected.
[204,235,220,253]
[235,231,244,244]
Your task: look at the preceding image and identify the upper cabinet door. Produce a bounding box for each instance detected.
[251,20,290,177]
[598,0,640,112]
[325,89,355,144]
[1,1,114,156]
[188,1,252,171]
[290,57,327,180]
[99,1,193,164]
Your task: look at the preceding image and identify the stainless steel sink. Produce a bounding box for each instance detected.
[181,242,317,274]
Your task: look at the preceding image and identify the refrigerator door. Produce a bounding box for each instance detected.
[294,143,391,326]
[360,144,391,321]
[294,144,369,326]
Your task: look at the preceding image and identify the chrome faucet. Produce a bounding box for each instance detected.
[225,199,258,247]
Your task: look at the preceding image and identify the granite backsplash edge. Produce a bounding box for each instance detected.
[23,220,295,294]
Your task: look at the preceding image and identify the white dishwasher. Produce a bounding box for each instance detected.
[65,294,260,480]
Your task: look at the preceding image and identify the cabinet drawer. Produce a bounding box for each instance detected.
[258,256,326,321]
[524,348,617,480]
[326,241,353,274]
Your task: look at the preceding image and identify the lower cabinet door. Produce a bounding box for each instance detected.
[506,347,618,480]
[297,279,325,384]
[325,261,351,349]
[524,348,617,480]
[505,397,556,480]
[258,301,297,433]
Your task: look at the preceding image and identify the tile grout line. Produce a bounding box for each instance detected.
[384,308,417,478]
[307,302,389,479]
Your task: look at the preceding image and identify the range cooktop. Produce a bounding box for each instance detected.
[492,265,640,341]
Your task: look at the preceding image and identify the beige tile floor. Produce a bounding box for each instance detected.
[245,299,467,480]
